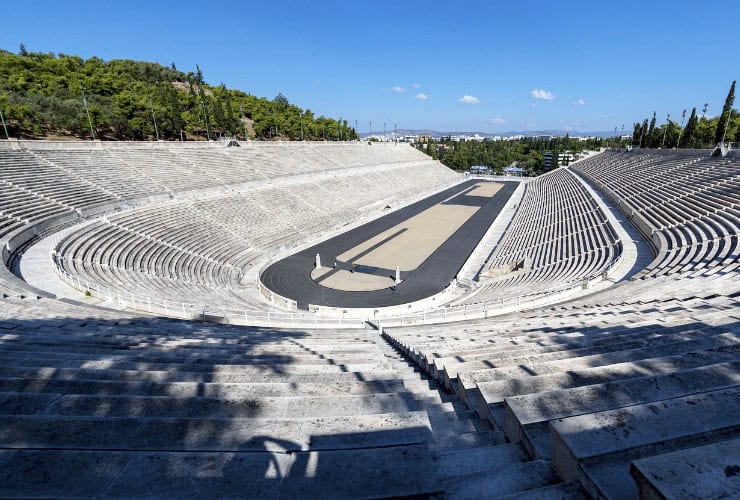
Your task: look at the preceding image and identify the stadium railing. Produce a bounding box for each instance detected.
[50,246,621,330]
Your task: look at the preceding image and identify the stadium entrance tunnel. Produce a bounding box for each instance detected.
[259,180,518,311]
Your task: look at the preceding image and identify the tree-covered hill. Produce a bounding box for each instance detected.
[0,47,357,141]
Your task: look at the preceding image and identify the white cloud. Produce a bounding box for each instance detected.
[490,117,506,125]
[412,83,421,89]
[571,98,586,105]
[390,86,406,93]
[530,88,556,100]
[415,93,428,101]
[458,95,480,104]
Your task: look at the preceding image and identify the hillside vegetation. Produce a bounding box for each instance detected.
[0,47,356,141]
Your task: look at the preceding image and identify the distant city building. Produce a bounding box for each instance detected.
[543,152,554,169]
[544,151,575,169]
[469,165,490,174]
[504,165,524,176]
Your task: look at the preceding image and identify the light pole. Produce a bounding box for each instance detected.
[720,106,732,146]
[240,105,247,140]
[0,108,8,140]
[149,96,159,141]
[81,86,95,140]
[272,106,278,139]
[199,96,210,140]
[662,114,670,148]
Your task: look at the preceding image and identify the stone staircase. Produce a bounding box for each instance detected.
[0,297,587,498]
[382,276,740,499]
[368,327,586,499]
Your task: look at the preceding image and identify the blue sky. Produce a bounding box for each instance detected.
[1,0,737,133]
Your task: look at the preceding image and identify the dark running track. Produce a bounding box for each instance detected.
[260,180,518,309]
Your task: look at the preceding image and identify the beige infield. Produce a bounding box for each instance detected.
[310,267,395,291]
[313,182,503,292]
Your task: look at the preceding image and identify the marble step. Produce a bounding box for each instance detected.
[0,365,399,384]
[503,361,740,458]
[0,376,407,398]
[496,481,588,499]
[438,329,734,389]
[39,391,418,419]
[630,438,740,500]
[444,460,559,499]
[0,411,432,452]
[551,387,740,499]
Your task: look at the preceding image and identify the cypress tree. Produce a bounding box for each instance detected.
[647,111,657,147]
[680,108,699,148]
[714,80,735,144]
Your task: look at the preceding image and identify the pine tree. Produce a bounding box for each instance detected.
[19,43,27,56]
[714,80,736,144]
[632,122,641,144]
[680,108,698,148]
[640,119,649,147]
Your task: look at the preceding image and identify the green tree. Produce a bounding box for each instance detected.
[680,108,699,148]
[715,80,736,144]
[639,119,649,147]
[274,93,289,110]
[647,111,657,147]
[165,83,183,139]
[697,115,715,147]
[222,89,237,135]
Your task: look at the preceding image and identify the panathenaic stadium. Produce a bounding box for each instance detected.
[0,140,738,499]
